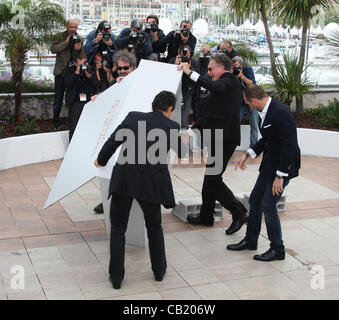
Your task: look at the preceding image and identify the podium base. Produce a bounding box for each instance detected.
[98,178,147,248]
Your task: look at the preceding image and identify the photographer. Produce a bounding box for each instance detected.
[85,21,119,65]
[218,40,238,59]
[145,14,166,54]
[232,56,258,148]
[192,46,212,122]
[155,20,197,62]
[170,45,198,131]
[51,19,86,132]
[117,19,152,63]
[90,52,109,94]
[64,52,98,141]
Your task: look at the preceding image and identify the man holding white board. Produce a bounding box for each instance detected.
[94,91,187,289]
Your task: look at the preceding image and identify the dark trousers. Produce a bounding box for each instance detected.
[109,193,167,283]
[68,101,85,141]
[53,75,66,128]
[200,139,247,223]
[245,172,289,251]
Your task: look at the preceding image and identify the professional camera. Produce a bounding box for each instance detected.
[159,53,166,62]
[232,65,242,76]
[137,31,145,43]
[70,33,81,48]
[180,46,190,63]
[181,25,189,38]
[145,22,158,33]
[103,23,111,41]
[130,32,138,44]
[220,49,230,57]
[199,52,211,62]
[101,50,112,69]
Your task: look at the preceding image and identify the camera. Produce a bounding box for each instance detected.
[70,33,81,48]
[137,31,145,43]
[145,22,158,33]
[180,46,190,63]
[101,50,112,69]
[220,49,230,57]
[199,52,211,62]
[181,25,189,38]
[103,23,111,41]
[159,53,166,62]
[232,65,242,76]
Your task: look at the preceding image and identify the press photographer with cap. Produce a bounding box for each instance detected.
[117,19,153,62]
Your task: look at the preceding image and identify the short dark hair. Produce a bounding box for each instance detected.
[152,91,176,112]
[211,53,232,71]
[77,51,87,60]
[244,84,268,101]
[98,20,109,31]
[146,14,159,25]
[180,20,191,28]
[178,44,192,55]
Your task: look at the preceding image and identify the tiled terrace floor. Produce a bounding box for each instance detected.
[1,151,339,300]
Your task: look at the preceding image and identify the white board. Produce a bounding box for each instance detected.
[44,60,183,209]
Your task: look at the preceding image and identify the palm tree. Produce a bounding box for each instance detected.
[0,0,65,119]
[273,0,335,113]
[272,51,313,107]
[225,0,280,86]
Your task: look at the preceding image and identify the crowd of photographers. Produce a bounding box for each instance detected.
[51,16,256,140]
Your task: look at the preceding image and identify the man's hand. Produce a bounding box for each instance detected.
[235,153,248,171]
[91,94,98,102]
[272,177,284,196]
[180,130,190,145]
[181,33,189,43]
[96,33,103,43]
[177,62,191,75]
[174,55,181,65]
[103,39,113,47]
[94,159,102,167]
[116,76,124,83]
[85,70,92,78]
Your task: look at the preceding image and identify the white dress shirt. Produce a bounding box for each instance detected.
[247,97,288,177]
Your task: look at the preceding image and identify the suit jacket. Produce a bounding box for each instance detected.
[252,98,301,179]
[97,111,183,208]
[195,72,243,145]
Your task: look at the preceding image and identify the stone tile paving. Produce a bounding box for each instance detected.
[0,152,339,299]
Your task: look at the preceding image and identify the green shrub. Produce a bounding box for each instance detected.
[14,116,40,136]
[0,79,54,93]
[306,98,339,127]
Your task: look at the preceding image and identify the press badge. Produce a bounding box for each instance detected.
[79,93,87,101]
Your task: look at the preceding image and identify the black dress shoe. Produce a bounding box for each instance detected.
[226,239,257,251]
[253,248,285,262]
[154,271,166,282]
[93,203,104,214]
[187,215,213,227]
[109,276,121,289]
[225,215,248,235]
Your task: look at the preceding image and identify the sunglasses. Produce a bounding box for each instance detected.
[208,65,222,72]
[117,66,130,70]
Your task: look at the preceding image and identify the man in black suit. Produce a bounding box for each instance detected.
[94,91,185,289]
[178,53,248,234]
[227,85,301,262]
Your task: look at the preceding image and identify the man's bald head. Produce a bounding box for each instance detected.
[66,19,79,35]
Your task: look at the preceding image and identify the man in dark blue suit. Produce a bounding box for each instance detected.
[227,85,301,262]
[94,91,185,289]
